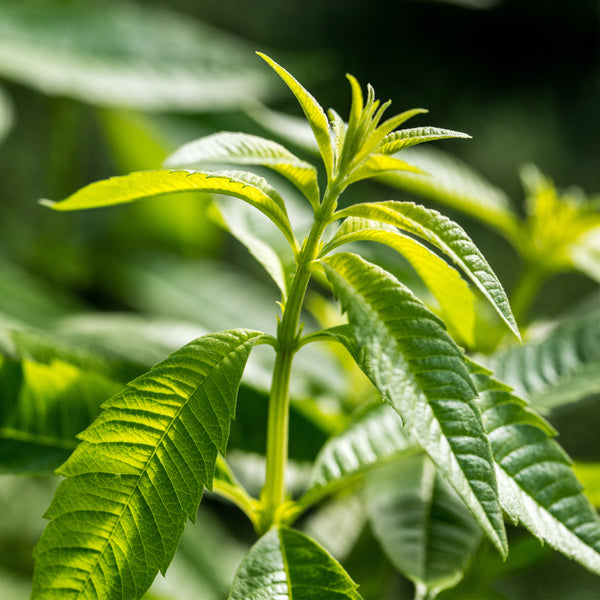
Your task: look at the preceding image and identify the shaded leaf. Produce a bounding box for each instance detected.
[471,361,600,574]
[365,455,482,597]
[165,131,320,209]
[335,201,520,340]
[257,53,334,177]
[32,329,262,600]
[488,310,600,411]
[321,253,507,557]
[0,84,13,145]
[0,2,276,111]
[43,169,297,251]
[228,525,363,600]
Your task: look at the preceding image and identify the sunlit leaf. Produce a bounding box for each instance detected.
[365,455,482,597]
[228,525,363,600]
[257,53,334,178]
[321,253,507,557]
[43,168,297,251]
[344,154,425,186]
[165,131,320,209]
[471,361,600,575]
[378,126,471,155]
[322,217,477,345]
[488,310,600,411]
[0,2,277,111]
[32,329,263,600]
[335,201,520,340]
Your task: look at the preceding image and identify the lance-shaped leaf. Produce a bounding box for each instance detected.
[378,126,471,155]
[257,52,334,178]
[336,201,520,340]
[488,310,600,411]
[165,131,320,210]
[470,361,600,575]
[228,525,363,600]
[344,154,425,187]
[365,455,482,597]
[322,217,476,345]
[32,329,263,600]
[42,169,298,251]
[321,253,507,557]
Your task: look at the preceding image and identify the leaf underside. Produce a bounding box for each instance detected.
[321,252,507,557]
[228,525,363,600]
[32,329,262,600]
[471,362,600,575]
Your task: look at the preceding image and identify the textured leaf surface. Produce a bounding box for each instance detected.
[336,201,519,340]
[32,329,262,600]
[228,525,363,600]
[471,362,600,574]
[378,147,520,242]
[165,131,320,208]
[344,154,425,186]
[44,169,297,250]
[321,253,507,556]
[0,2,276,111]
[258,53,334,177]
[365,455,482,596]
[322,217,476,345]
[378,126,471,155]
[488,310,600,410]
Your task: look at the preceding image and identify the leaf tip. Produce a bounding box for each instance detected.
[38,198,56,208]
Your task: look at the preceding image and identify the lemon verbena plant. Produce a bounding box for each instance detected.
[31,53,600,600]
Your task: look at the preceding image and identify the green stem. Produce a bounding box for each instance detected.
[510,259,548,324]
[259,184,341,532]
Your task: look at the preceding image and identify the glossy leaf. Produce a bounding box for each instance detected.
[378,126,471,155]
[228,525,363,600]
[321,253,507,557]
[322,217,477,345]
[0,2,275,111]
[488,310,600,410]
[365,455,482,596]
[257,52,334,178]
[43,168,297,251]
[32,329,263,600]
[471,362,600,575]
[165,131,320,209]
[335,201,520,340]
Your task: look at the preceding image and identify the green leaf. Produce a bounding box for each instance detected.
[365,455,482,597]
[0,84,12,145]
[32,329,263,600]
[470,362,600,575]
[0,356,123,474]
[257,52,334,178]
[43,169,298,251]
[378,147,521,244]
[322,217,477,345]
[321,253,507,557]
[344,154,425,186]
[228,525,363,600]
[488,310,600,411]
[378,126,471,155]
[0,2,276,111]
[335,201,520,340]
[165,131,320,210]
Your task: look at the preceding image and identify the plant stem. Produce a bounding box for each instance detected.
[259,184,340,532]
[510,259,548,324]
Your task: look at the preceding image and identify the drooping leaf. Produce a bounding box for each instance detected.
[378,146,521,244]
[335,201,520,340]
[322,217,477,345]
[0,356,123,474]
[257,53,334,178]
[378,126,471,155]
[487,310,600,411]
[470,361,600,575]
[165,131,320,209]
[365,454,482,597]
[42,169,298,251]
[0,2,277,111]
[228,525,363,600]
[32,329,263,600]
[321,253,507,557]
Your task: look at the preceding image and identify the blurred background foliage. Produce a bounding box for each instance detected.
[0,0,598,598]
